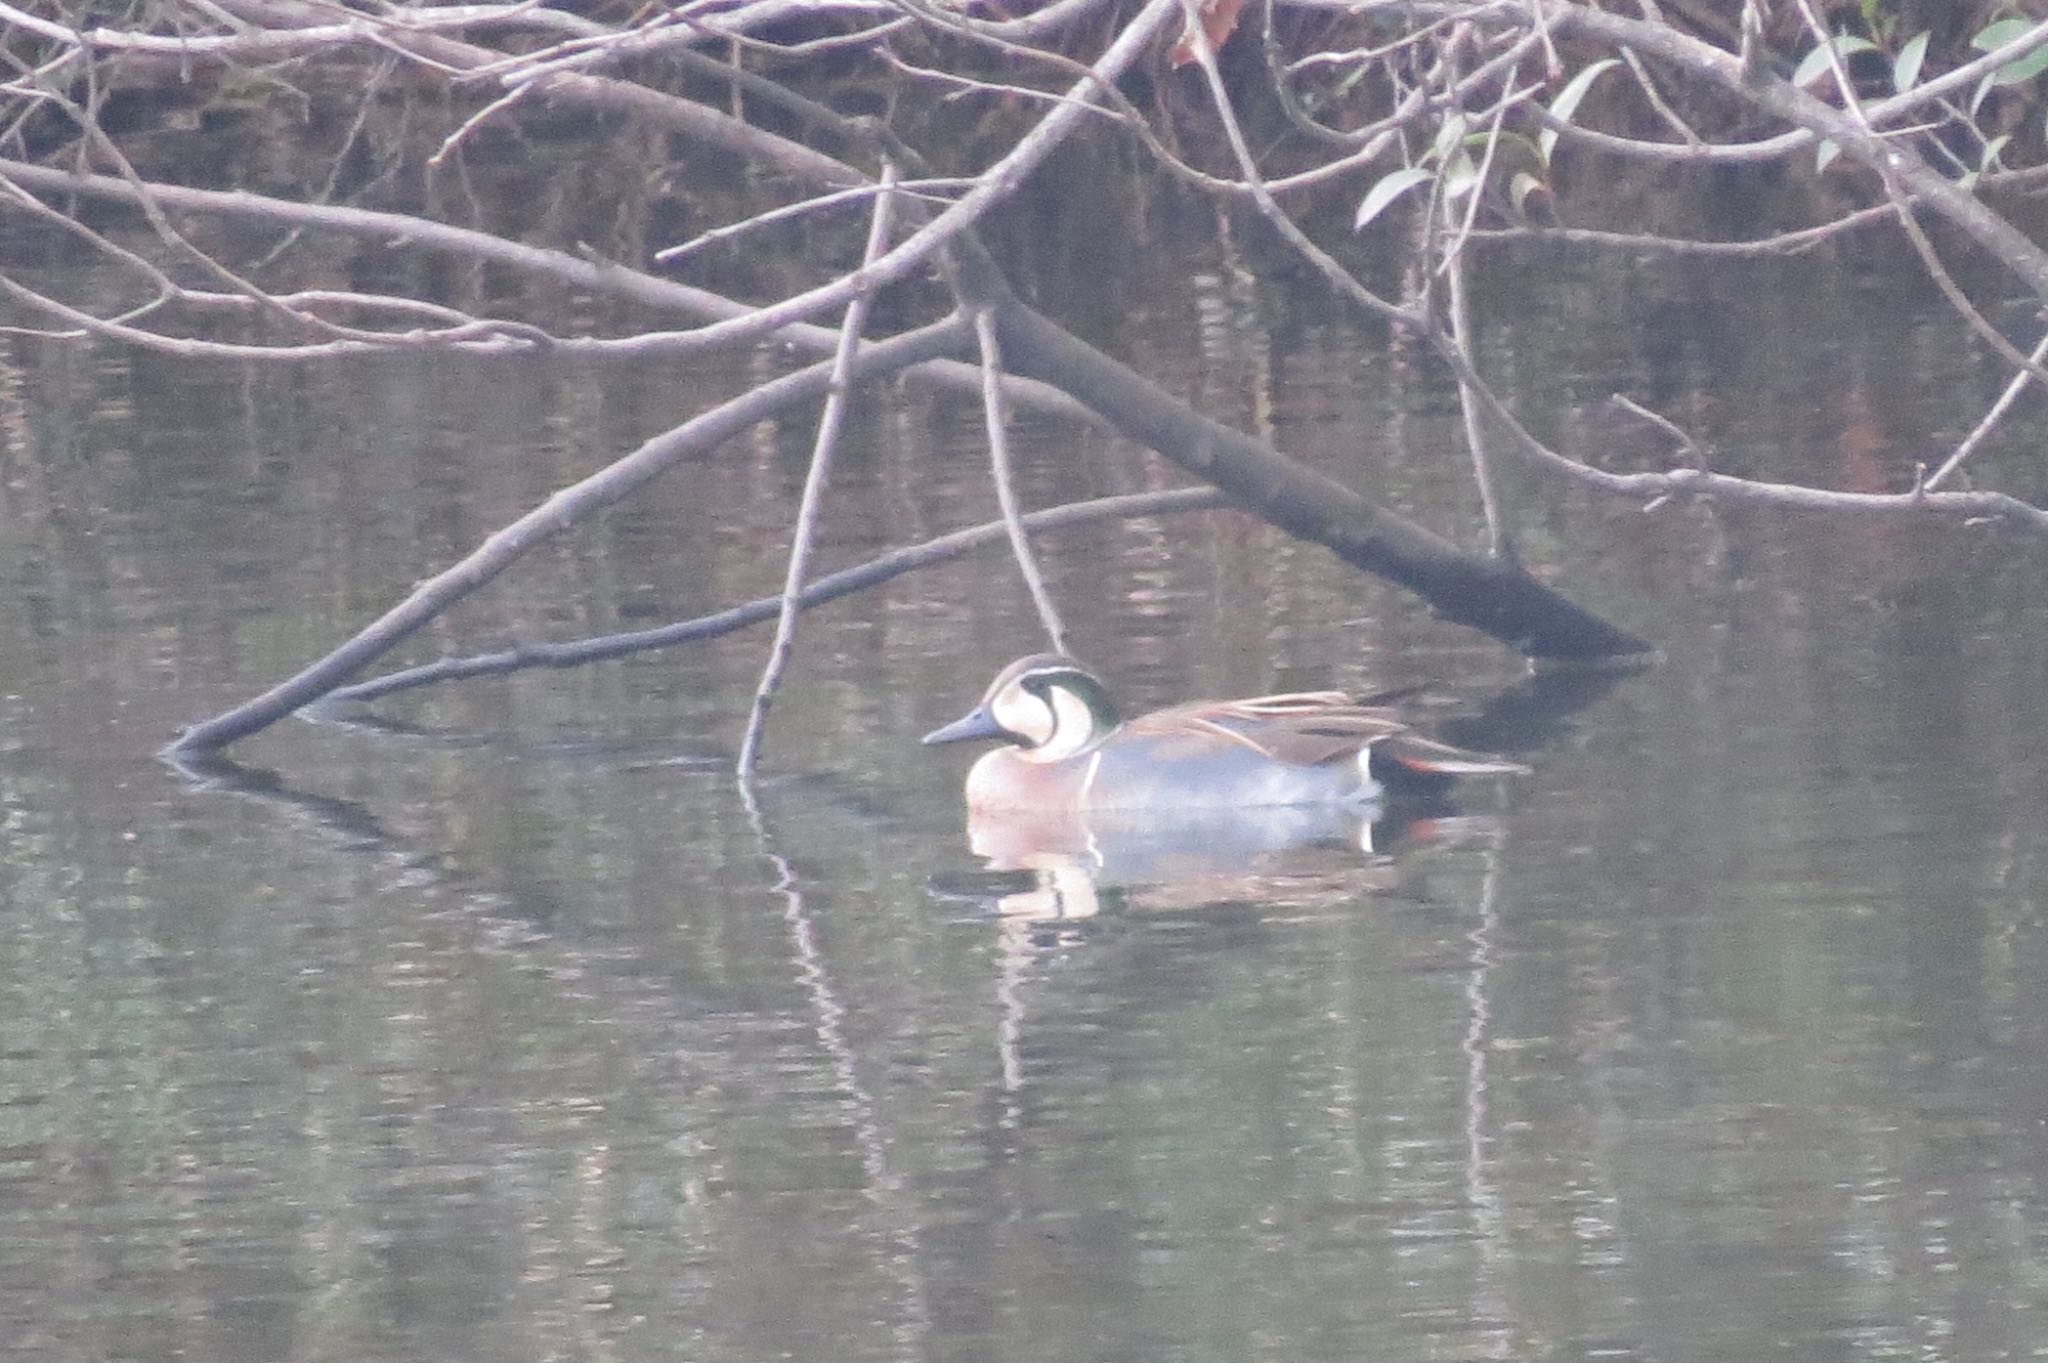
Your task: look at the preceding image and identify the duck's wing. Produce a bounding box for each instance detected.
[1133,692,1531,775]
[1132,693,1413,767]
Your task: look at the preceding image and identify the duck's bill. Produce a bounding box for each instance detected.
[922,705,1006,746]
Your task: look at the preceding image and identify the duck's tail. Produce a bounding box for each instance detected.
[1370,734,1530,790]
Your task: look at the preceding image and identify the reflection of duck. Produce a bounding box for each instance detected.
[923,655,1528,811]
[967,799,1378,875]
[939,801,1497,920]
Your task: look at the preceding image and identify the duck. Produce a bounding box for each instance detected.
[922,654,1528,812]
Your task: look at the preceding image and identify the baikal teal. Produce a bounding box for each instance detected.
[923,654,1529,812]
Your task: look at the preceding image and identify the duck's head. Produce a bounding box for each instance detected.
[921,654,1121,762]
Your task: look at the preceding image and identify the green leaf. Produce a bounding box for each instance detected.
[1974,18,2031,49]
[1893,31,1930,93]
[1793,34,1877,90]
[1353,167,1433,231]
[1972,18,2048,87]
[1816,138,1841,174]
[1981,132,2012,172]
[1540,58,1620,165]
[1994,44,2048,87]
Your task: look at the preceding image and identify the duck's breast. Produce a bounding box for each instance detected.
[964,747,1095,811]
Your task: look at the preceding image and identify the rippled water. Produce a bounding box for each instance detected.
[4,217,2048,1362]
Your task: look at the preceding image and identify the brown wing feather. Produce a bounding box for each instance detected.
[1372,731,1531,777]
[1131,694,1413,767]
[1129,691,1528,775]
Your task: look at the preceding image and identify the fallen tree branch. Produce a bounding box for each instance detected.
[164,315,975,755]
[314,488,1228,708]
[994,300,1653,660]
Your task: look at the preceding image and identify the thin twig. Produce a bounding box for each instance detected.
[0,160,1089,409]
[1789,0,1871,132]
[1886,186,2048,394]
[1469,205,1896,256]
[1447,241,1516,564]
[1618,45,1702,146]
[548,0,1177,363]
[1608,395,1708,470]
[1436,46,1518,563]
[653,179,970,265]
[429,79,535,165]
[1925,330,2048,491]
[975,306,1069,654]
[1785,0,2048,399]
[1532,441,2048,532]
[1173,0,1412,328]
[23,0,1178,369]
[737,164,900,778]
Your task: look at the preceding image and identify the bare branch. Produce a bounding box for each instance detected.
[1469,208,1896,256]
[1538,448,2048,534]
[1608,396,1708,471]
[1172,0,1413,328]
[1926,331,2048,492]
[166,315,974,755]
[738,166,902,777]
[654,179,974,266]
[315,489,1227,708]
[1501,4,2048,304]
[975,306,1069,654]
[1447,232,1516,564]
[1307,3,2048,164]
[472,0,1187,362]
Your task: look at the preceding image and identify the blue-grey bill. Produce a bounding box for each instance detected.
[922,706,1005,746]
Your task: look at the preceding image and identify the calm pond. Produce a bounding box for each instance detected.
[4,183,2048,1362]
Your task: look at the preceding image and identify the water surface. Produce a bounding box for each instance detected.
[3,197,2048,1363]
